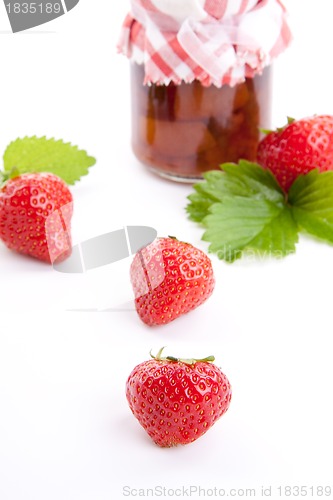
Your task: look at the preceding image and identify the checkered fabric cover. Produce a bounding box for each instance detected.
[118,0,291,87]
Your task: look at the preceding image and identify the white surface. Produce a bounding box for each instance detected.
[1,2,333,499]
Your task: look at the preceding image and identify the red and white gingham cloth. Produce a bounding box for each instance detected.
[118,0,291,87]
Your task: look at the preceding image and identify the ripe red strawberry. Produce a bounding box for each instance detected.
[126,348,232,447]
[130,237,215,326]
[257,115,333,192]
[0,173,73,263]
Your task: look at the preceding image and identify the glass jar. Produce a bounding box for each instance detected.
[119,0,291,182]
[131,62,272,182]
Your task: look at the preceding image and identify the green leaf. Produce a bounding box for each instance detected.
[289,169,333,243]
[186,160,284,226]
[186,191,214,222]
[3,136,96,185]
[220,160,285,203]
[202,197,298,262]
[187,162,333,263]
[186,160,298,262]
[247,207,299,257]
[186,170,225,222]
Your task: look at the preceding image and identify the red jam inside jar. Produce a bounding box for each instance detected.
[131,63,272,182]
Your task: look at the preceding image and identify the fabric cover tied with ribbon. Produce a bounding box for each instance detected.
[118,0,292,87]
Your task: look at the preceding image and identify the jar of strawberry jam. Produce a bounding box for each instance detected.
[119,0,291,182]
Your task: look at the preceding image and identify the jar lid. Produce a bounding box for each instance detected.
[118,0,292,87]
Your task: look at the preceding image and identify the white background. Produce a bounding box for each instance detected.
[1,1,333,499]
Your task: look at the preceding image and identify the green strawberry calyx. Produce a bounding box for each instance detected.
[166,235,191,246]
[260,116,295,136]
[0,168,17,188]
[150,347,215,366]
[0,171,6,187]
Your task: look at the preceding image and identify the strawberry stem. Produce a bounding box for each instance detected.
[259,127,273,136]
[262,117,296,137]
[150,347,215,366]
[277,116,296,133]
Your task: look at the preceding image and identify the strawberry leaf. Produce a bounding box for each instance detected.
[247,207,299,256]
[187,160,284,223]
[3,136,96,185]
[289,170,333,243]
[187,162,333,262]
[186,161,298,262]
[187,190,219,222]
[220,161,285,201]
[202,198,298,262]
[187,170,230,222]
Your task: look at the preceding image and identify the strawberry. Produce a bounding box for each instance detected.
[126,348,232,447]
[257,115,333,192]
[130,237,215,326]
[0,173,73,263]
